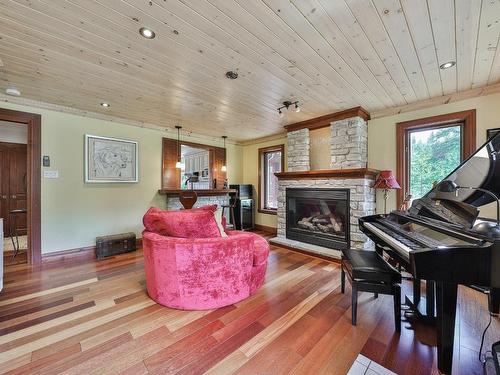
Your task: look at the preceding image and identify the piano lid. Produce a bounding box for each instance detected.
[426,131,500,207]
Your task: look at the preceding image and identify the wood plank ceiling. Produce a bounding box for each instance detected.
[0,0,499,141]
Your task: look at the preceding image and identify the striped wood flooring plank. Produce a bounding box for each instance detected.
[0,234,498,374]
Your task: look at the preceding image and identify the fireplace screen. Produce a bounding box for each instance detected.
[286,188,350,249]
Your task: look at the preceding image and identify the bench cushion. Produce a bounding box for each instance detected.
[341,249,401,284]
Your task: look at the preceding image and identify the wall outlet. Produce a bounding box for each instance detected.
[43,170,59,179]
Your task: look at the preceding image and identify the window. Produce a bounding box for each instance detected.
[259,145,284,214]
[408,124,462,200]
[396,110,476,208]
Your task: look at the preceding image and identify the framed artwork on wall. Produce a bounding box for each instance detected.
[487,128,500,140]
[85,134,138,183]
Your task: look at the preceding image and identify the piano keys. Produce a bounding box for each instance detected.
[360,131,500,374]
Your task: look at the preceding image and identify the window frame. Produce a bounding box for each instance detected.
[396,110,476,208]
[258,144,285,215]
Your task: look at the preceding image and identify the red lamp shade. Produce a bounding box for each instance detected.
[374,170,401,190]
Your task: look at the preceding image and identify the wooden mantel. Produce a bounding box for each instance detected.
[284,106,370,133]
[275,168,379,180]
[158,189,236,196]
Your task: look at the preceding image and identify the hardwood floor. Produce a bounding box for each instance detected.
[0,231,498,374]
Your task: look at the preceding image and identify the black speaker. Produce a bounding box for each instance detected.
[229,185,254,230]
[229,184,253,199]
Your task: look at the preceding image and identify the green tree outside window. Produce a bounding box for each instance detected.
[409,126,462,200]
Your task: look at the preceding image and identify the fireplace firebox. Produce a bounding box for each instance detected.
[286,188,350,249]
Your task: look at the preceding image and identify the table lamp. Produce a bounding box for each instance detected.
[374,170,401,214]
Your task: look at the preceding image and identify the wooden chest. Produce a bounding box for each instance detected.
[96,232,136,259]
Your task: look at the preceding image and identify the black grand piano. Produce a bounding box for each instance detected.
[360,132,500,374]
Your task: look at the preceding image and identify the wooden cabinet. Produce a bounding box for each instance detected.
[202,153,209,169]
[183,151,209,175]
[0,142,27,236]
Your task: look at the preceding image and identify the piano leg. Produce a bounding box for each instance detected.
[413,278,421,307]
[436,282,458,375]
[426,280,435,317]
[491,287,500,315]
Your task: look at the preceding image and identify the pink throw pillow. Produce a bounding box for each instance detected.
[143,207,222,238]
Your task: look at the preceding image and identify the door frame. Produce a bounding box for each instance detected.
[0,108,41,265]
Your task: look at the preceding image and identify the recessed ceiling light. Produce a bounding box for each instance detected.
[100,102,110,108]
[139,27,155,39]
[439,61,455,70]
[6,87,21,96]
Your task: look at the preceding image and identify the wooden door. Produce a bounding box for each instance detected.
[0,146,9,234]
[9,144,27,234]
[0,142,27,235]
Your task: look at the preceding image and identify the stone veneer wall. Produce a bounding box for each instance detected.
[166,195,229,211]
[330,116,368,169]
[276,178,376,250]
[287,128,310,171]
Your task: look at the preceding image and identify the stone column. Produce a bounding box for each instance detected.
[330,116,368,169]
[287,128,310,171]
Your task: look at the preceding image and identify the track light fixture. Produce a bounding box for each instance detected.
[277,101,300,116]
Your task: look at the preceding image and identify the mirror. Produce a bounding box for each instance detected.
[181,145,210,189]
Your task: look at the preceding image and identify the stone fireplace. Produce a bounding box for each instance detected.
[270,107,377,259]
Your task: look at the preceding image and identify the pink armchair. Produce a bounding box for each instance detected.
[142,225,269,310]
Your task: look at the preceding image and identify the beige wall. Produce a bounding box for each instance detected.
[0,102,243,254]
[241,137,286,229]
[368,91,500,214]
[309,127,331,170]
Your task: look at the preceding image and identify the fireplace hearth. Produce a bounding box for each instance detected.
[286,188,349,250]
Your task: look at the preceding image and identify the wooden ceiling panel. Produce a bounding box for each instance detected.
[473,0,500,88]
[0,0,498,141]
[455,0,481,91]
[400,0,443,97]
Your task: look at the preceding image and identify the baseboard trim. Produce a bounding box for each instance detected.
[42,238,143,263]
[269,239,341,264]
[42,246,96,263]
[253,224,278,235]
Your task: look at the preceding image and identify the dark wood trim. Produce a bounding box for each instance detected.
[254,223,278,235]
[396,109,476,208]
[161,138,227,190]
[275,168,379,180]
[0,107,41,265]
[42,238,143,263]
[158,189,236,196]
[258,208,278,215]
[42,245,96,263]
[268,239,341,264]
[258,144,285,214]
[284,106,370,133]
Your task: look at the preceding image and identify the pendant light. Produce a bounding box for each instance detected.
[175,125,184,169]
[221,136,227,172]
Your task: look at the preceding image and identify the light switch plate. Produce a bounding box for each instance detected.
[43,170,59,179]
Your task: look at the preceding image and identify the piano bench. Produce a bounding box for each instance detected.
[341,248,402,332]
